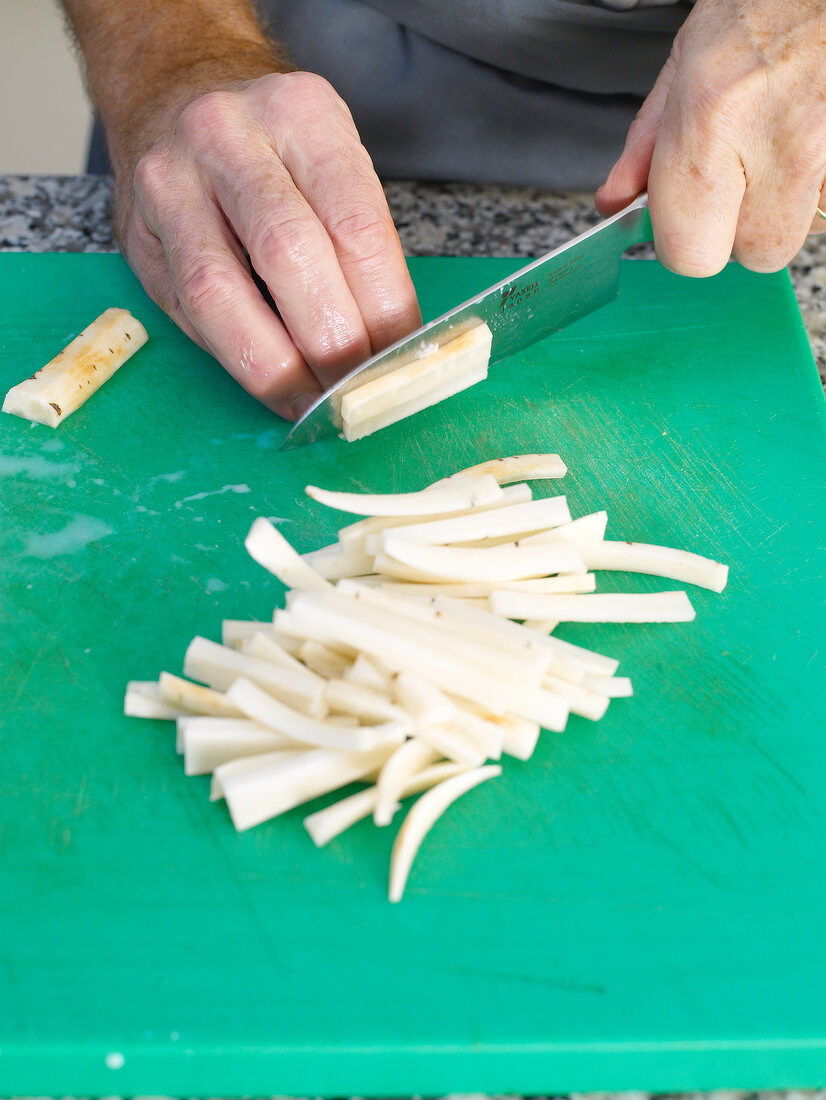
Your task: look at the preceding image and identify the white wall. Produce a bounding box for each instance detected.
[0,0,92,174]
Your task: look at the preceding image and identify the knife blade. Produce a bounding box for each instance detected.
[280,193,652,451]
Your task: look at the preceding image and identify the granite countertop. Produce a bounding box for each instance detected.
[1,175,824,1100]
[1,173,825,388]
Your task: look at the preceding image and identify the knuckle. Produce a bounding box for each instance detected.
[133,146,170,202]
[178,90,237,140]
[177,258,240,317]
[251,213,321,274]
[268,70,351,128]
[327,207,393,267]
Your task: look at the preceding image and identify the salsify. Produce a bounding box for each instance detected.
[125,453,729,902]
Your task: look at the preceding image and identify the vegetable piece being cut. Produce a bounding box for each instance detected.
[306,473,503,517]
[2,307,148,428]
[339,321,493,441]
[389,764,502,902]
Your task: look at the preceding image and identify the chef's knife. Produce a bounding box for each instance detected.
[280,193,652,450]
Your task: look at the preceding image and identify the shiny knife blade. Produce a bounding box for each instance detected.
[281,193,652,450]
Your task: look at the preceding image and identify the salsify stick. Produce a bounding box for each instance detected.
[306,474,503,517]
[581,540,729,593]
[389,765,502,902]
[303,761,469,847]
[490,589,696,623]
[429,453,567,486]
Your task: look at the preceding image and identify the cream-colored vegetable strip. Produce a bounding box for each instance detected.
[302,543,376,581]
[581,540,729,593]
[374,496,571,550]
[222,620,301,654]
[213,742,402,831]
[581,674,634,697]
[159,672,243,718]
[333,582,553,684]
[392,671,456,726]
[177,717,302,775]
[382,538,584,584]
[304,762,468,847]
[499,716,541,761]
[242,632,326,680]
[520,511,608,546]
[430,453,567,485]
[244,517,331,592]
[183,636,327,717]
[389,765,502,902]
[226,678,409,751]
[323,679,409,724]
[449,708,504,760]
[298,640,352,680]
[490,589,696,623]
[339,322,493,442]
[275,599,512,715]
[543,675,610,722]
[415,725,487,767]
[305,473,503,517]
[344,653,392,692]
[434,596,619,677]
[2,307,148,428]
[374,574,596,599]
[336,483,531,546]
[124,681,185,720]
[374,739,441,826]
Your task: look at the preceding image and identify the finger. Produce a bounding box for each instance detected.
[595,53,678,217]
[280,116,421,352]
[646,89,746,277]
[732,152,826,271]
[210,145,374,390]
[134,156,322,419]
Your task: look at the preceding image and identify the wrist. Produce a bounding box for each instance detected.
[105,45,290,175]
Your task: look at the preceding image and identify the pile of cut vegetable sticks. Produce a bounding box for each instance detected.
[126,454,728,901]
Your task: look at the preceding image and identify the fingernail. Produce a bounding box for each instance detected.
[291,390,323,420]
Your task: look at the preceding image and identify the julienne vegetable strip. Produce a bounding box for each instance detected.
[124,453,729,901]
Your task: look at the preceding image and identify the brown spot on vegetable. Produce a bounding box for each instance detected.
[125,332,132,340]
[50,402,61,416]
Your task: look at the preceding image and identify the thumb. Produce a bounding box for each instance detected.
[596,53,678,216]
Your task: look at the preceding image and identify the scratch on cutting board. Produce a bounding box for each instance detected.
[174,484,251,508]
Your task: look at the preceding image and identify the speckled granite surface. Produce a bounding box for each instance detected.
[1,174,825,388]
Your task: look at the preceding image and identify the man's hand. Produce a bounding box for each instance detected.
[61,2,421,419]
[596,0,826,276]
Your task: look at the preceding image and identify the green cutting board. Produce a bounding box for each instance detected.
[1,253,825,1096]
